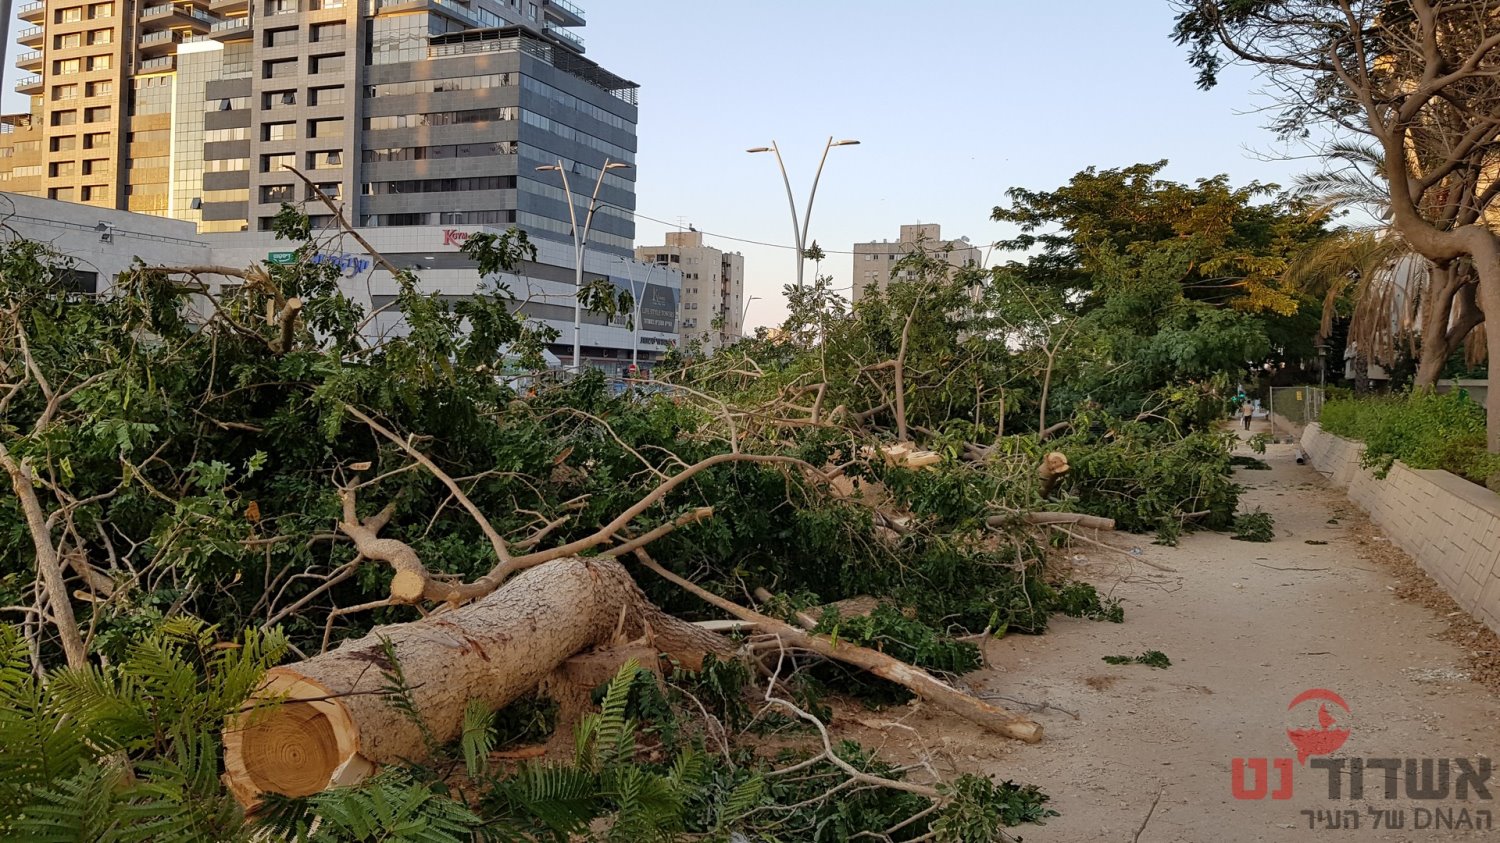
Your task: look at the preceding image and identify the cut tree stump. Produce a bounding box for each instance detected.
[222,557,728,807]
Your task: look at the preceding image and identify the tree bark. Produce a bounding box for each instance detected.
[0,446,86,669]
[222,557,730,806]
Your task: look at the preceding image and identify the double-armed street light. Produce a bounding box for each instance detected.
[617,256,660,372]
[535,157,632,372]
[746,137,860,289]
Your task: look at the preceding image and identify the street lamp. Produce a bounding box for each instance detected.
[617,256,658,372]
[535,157,632,373]
[738,294,761,342]
[747,137,859,289]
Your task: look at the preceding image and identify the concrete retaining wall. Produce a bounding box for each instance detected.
[1302,423,1500,635]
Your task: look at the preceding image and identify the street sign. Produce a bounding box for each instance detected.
[267,251,296,265]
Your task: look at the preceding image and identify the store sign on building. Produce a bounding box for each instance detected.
[266,251,371,277]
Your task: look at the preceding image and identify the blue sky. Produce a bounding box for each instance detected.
[4,1,1308,327]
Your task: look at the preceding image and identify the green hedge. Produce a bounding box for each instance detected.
[1319,391,1500,487]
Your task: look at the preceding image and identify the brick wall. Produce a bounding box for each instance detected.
[1302,423,1500,634]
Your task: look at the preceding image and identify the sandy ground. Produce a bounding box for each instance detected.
[854,419,1500,842]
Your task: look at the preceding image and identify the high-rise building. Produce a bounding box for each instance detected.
[1,0,638,260]
[851,223,981,302]
[636,229,744,353]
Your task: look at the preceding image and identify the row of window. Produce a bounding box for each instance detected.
[263,54,344,79]
[260,182,341,203]
[261,151,342,172]
[363,73,514,99]
[364,107,518,130]
[207,157,249,172]
[203,188,250,203]
[54,3,112,24]
[48,132,112,152]
[264,21,345,47]
[520,76,634,133]
[52,55,111,74]
[49,107,111,126]
[362,176,516,195]
[256,87,345,110]
[519,111,635,164]
[205,126,250,143]
[53,81,112,102]
[358,210,516,227]
[264,0,345,14]
[128,155,170,170]
[53,29,112,49]
[362,141,517,162]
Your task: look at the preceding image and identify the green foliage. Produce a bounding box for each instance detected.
[1320,391,1500,484]
[1052,582,1124,623]
[0,620,284,841]
[1247,432,1273,454]
[814,603,983,675]
[932,774,1058,840]
[1102,650,1172,669]
[1231,510,1276,542]
[1049,420,1240,534]
[257,770,481,842]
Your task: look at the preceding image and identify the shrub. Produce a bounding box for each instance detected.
[1320,391,1500,485]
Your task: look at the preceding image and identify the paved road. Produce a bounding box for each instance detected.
[973,420,1500,842]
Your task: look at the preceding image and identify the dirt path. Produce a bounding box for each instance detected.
[952,422,1499,841]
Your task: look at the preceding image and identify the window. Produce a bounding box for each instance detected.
[202,188,249,203]
[81,185,107,202]
[87,55,110,71]
[308,118,343,139]
[206,157,249,172]
[84,132,110,149]
[51,110,78,127]
[310,54,344,74]
[55,33,82,49]
[216,96,250,110]
[267,0,297,14]
[264,58,296,78]
[309,86,344,106]
[87,28,111,45]
[311,182,341,200]
[84,106,111,123]
[86,81,112,97]
[311,0,344,9]
[263,121,296,141]
[55,59,81,75]
[265,27,297,48]
[364,107,518,130]
[308,150,341,170]
[263,90,297,109]
[50,136,77,152]
[261,184,294,203]
[48,188,76,202]
[57,7,83,23]
[311,21,345,41]
[205,127,250,142]
[82,158,109,175]
[50,162,77,178]
[52,84,79,101]
[262,152,295,173]
[127,129,169,145]
[88,2,112,18]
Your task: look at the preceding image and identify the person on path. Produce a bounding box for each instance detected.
[1240,399,1255,430]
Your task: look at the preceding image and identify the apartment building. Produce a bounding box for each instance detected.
[635,229,745,354]
[851,223,982,303]
[1,0,637,261]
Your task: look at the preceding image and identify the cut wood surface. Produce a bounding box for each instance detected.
[222,557,728,806]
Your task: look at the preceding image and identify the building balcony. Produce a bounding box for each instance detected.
[543,21,584,52]
[210,0,249,11]
[140,3,215,31]
[15,76,42,95]
[140,29,185,53]
[209,16,251,39]
[139,55,177,73]
[15,52,42,72]
[16,26,43,48]
[17,2,45,22]
[543,0,584,26]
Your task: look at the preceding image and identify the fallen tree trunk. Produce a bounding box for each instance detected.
[988,512,1116,532]
[222,556,729,806]
[637,550,1043,744]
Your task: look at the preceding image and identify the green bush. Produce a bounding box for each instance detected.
[1320,391,1500,484]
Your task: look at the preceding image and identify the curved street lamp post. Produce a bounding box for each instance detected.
[746,137,859,289]
[535,157,632,372]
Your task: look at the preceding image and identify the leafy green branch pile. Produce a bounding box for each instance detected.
[0,184,1265,841]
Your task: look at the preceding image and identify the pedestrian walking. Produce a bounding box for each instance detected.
[1240,399,1255,430]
